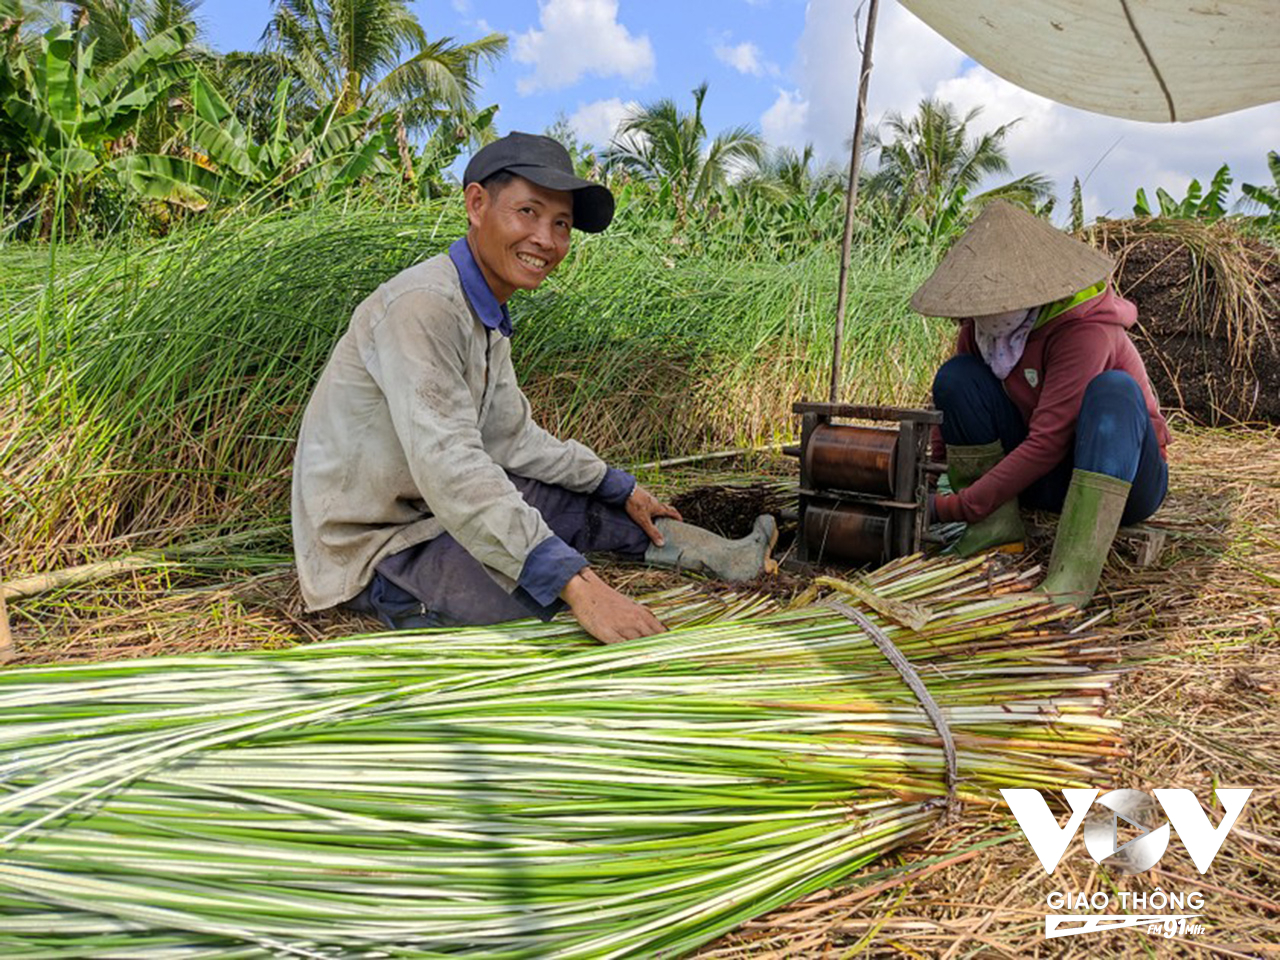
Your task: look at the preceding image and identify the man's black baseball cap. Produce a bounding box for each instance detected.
[463,131,615,233]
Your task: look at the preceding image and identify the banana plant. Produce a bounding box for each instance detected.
[1133,163,1233,219]
[1240,151,1280,229]
[117,70,390,207]
[1,19,194,229]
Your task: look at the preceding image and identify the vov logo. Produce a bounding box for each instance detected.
[1001,788,1252,875]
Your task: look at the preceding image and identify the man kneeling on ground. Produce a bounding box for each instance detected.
[292,132,776,643]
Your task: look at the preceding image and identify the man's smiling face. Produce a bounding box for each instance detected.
[465,175,573,303]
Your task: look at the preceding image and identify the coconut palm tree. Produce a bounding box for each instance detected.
[260,0,506,133]
[1,0,61,43]
[67,0,204,65]
[737,144,846,202]
[604,82,763,221]
[722,143,846,249]
[864,98,1054,231]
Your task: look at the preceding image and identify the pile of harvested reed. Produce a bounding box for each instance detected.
[0,556,1121,958]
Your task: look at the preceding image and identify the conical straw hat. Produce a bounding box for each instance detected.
[910,201,1114,318]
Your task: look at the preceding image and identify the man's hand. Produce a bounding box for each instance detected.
[562,567,667,644]
[625,484,683,547]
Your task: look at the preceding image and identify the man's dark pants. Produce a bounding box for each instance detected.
[346,476,651,630]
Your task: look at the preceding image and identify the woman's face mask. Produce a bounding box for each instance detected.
[971,307,1036,380]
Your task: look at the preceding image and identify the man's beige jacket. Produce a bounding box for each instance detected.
[292,253,608,611]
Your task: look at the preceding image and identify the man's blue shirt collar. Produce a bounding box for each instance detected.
[448,237,513,338]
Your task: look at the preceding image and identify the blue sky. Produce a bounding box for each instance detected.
[199,1,1279,221]
[201,0,805,152]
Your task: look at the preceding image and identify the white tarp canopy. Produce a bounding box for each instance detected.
[899,0,1280,122]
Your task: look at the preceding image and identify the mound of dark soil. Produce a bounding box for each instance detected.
[1095,222,1280,425]
[669,483,791,539]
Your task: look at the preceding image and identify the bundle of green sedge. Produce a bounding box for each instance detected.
[0,555,1121,958]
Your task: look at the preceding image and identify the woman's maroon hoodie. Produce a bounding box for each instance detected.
[933,285,1170,525]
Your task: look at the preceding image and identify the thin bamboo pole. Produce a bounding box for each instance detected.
[2,555,163,601]
[830,0,882,403]
[0,585,12,663]
[629,441,789,471]
[1,526,290,601]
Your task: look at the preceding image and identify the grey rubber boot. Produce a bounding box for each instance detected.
[945,440,1026,557]
[1039,469,1131,609]
[644,515,779,581]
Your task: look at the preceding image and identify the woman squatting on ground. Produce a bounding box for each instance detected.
[915,201,1170,608]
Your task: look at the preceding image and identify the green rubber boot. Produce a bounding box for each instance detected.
[644,515,779,581]
[945,441,1025,557]
[1039,469,1132,609]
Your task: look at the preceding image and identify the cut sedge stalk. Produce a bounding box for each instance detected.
[0,556,1122,957]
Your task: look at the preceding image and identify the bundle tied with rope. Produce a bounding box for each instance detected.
[827,599,961,822]
[0,555,1122,958]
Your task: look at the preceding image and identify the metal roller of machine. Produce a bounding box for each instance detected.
[785,403,944,569]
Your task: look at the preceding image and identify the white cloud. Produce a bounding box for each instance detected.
[784,0,1280,220]
[932,64,1277,218]
[761,89,809,148]
[514,0,655,94]
[568,97,640,150]
[714,40,774,77]
[793,0,964,161]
